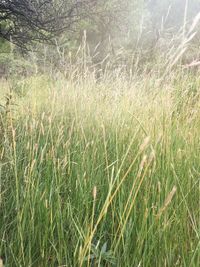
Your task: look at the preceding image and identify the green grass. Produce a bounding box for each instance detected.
[0,73,199,266]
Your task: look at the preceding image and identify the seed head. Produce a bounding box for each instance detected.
[93,186,97,200]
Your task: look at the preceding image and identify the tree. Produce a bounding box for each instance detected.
[0,0,100,49]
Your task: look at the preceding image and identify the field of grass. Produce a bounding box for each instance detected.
[0,72,199,266]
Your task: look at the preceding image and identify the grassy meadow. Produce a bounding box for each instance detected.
[0,72,200,266]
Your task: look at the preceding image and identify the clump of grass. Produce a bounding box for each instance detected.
[0,71,199,267]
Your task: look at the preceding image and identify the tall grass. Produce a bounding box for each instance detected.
[0,71,199,267]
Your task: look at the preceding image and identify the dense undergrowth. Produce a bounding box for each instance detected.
[0,72,199,266]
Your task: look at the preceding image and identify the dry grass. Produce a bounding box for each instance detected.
[0,71,199,266]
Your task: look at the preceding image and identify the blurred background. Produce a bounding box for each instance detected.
[0,0,200,79]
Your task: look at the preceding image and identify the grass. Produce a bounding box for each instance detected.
[0,72,199,267]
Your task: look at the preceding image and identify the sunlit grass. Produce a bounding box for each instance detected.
[0,73,199,266]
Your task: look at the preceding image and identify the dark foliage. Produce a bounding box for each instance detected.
[0,0,99,49]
